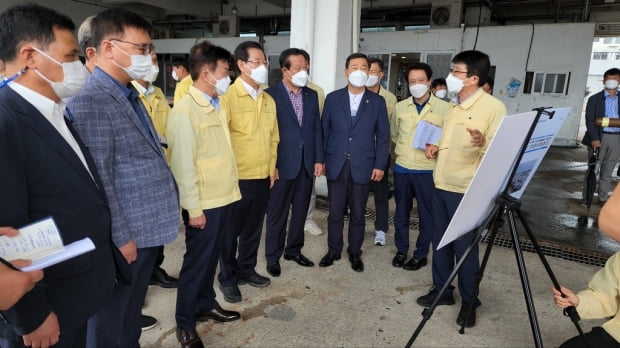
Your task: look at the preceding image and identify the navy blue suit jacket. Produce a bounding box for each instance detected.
[322,86,389,185]
[582,89,620,146]
[265,81,323,180]
[0,86,126,336]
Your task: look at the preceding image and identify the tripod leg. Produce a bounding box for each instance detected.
[459,206,505,334]
[515,209,589,347]
[405,228,485,348]
[506,209,544,348]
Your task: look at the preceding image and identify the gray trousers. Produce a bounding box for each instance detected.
[588,132,620,201]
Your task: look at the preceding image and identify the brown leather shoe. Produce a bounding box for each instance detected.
[196,301,241,322]
[176,328,204,348]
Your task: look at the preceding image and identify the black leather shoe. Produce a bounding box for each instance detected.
[348,253,364,272]
[196,301,240,322]
[318,253,341,267]
[238,273,271,287]
[456,302,478,328]
[219,283,242,303]
[283,253,315,267]
[392,252,406,267]
[416,287,456,307]
[266,261,281,277]
[403,257,428,271]
[150,266,178,288]
[176,328,204,348]
[141,314,158,331]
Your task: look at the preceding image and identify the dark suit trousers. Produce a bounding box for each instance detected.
[371,154,390,232]
[393,171,434,259]
[154,245,165,267]
[86,247,159,348]
[265,168,313,262]
[176,205,232,330]
[219,178,269,286]
[0,323,86,348]
[431,188,480,306]
[327,159,370,256]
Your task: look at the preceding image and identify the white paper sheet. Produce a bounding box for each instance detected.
[20,238,95,271]
[0,217,96,271]
[412,120,442,150]
[0,217,64,261]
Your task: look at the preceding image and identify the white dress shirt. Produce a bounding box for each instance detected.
[349,90,363,116]
[9,82,93,177]
[241,78,262,100]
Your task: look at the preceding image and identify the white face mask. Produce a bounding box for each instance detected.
[248,63,268,85]
[213,75,231,96]
[409,83,429,99]
[435,89,448,99]
[290,70,309,87]
[143,64,159,83]
[348,70,368,88]
[110,41,152,80]
[446,73,465,93]
[605,79,619,90]
[33,47,88,99]
[171,70,179,81]
[365,74,380,87]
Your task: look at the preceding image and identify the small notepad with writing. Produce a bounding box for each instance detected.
[0,217,95,271]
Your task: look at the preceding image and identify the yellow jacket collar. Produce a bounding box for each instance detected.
[188,85,217,113]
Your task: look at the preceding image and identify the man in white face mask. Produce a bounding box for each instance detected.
[172,57,191,105]
[419,50,506,329]
[263,48,323,278]
[131,53,171,161]
[167,40,241,348]
[218,41,279,304]
[582,67,620,204]
[431,78,449,101]
[0,4,122,348]
[365,58,397,248]
[68,8,180,348]
[390,63,451,273]
[319,53,390,273]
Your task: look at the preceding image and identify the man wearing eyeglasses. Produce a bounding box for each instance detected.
[68,8,180,347]
[419,50,506,328]
[217,41,278,303]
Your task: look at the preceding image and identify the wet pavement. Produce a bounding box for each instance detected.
[519,145,619,258]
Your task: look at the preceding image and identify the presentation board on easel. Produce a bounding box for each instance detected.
[437,108,569,249]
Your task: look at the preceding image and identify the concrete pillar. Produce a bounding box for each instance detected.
[289,0,362,93]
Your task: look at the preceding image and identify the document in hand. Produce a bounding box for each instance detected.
[413,120,442,150]
[0,217,95,271]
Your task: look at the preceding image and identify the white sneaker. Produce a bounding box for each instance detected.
[304,220,323,236]
[374,230,386,246]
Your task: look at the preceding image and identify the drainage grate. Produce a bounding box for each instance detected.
[315,197,608,267]
[482,232,609,268]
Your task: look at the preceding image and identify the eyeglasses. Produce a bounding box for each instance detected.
[109,38,155,55]
[449,68,469,75]
[246,60,269,67]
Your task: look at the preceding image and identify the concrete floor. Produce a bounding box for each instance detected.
[139,144,618,347]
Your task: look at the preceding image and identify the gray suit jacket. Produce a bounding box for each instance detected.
[68,67,180,248]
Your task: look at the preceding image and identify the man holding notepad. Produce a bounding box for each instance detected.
[390,62,451,272]
[0,4,126,347]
